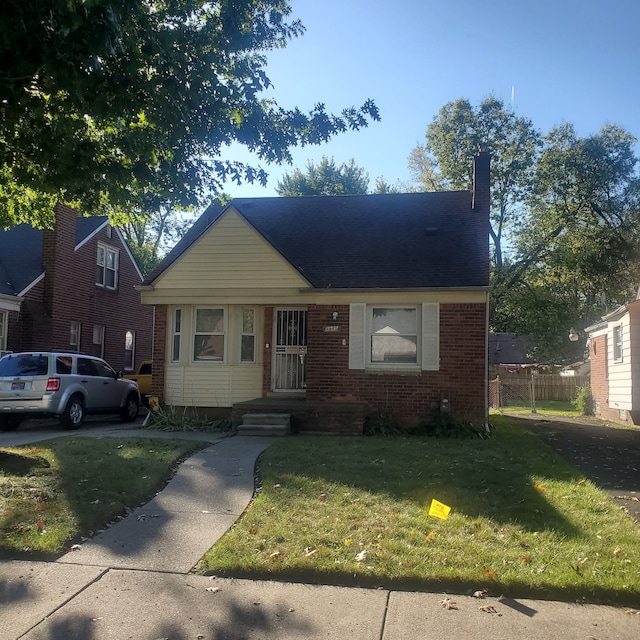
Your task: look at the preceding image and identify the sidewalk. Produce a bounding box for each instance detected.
[2,434,639,639]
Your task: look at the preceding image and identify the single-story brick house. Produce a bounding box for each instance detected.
[139,152,491,432]
[0,204,152,372]
[585,297,640,425]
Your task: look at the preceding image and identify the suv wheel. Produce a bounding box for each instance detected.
[120,393,140,422]
[61,395,85,430]
[0,415,21,432]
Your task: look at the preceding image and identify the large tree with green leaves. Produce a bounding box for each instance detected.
[495,123,640,361]
[0,0,379,228]
[275,156,370,196]
[409,97,541,268]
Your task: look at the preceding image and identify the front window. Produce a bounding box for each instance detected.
[0,311,7,352]
[70,321,81,351]
[370,307,418,365]
[171,308,182,362]
[93,324,105,359]
[97,244,119,290]
[193,308,225,362]
[124,330,135,370]
[241,308,256,363]
[613,325,623,362]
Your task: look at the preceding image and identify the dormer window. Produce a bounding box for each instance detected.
[97,244,118,290]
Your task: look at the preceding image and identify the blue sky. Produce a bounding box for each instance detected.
[220,0,640,198]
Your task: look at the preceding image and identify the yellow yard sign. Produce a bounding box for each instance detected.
[428,499,451,520]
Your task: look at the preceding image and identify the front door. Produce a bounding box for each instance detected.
[273,309,307,391]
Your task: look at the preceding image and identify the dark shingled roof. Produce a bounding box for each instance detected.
[0,216,108,297]
[145,192,489,289]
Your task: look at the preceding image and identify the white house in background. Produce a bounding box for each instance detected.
[585,297,640,424]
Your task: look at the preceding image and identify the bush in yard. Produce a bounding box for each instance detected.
[572,386,594,416]
[417,412,490,439]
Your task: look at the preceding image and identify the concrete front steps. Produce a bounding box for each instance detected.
[237,413,291,436]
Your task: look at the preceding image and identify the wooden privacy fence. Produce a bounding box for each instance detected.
[489,374,589,409]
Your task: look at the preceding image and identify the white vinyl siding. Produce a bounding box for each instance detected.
[166,305,262,405]
[164,365,262,406]
[607,315,632,410]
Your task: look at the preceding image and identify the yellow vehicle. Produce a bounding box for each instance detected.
[124,361,152,406]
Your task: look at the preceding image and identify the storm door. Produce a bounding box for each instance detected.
[273,309,307,391]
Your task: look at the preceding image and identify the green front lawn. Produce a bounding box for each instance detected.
[494,400,582,417]
[196,417,640,606]
[0,437,207,556]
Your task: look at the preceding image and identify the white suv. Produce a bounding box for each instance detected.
[0,352,140,431]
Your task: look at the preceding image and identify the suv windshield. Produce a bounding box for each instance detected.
[0,354,50,377]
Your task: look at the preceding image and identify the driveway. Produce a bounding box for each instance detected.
[510,414,640,523]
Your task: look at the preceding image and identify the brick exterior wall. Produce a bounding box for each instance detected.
[261,306,274,395]
[262,303,487,427]
[151,305,167,398]
[7,204,152,372]
[589,335,609,419]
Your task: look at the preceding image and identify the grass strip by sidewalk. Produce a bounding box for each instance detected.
[196,416,640,606]
[0,437,207,557]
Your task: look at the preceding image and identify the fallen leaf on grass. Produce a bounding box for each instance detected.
[304,547,318,557]
[479,605,498,613]
[319,493,327,500]
[613,547,623,557]
[533,483,546,491]
[482,568,496,577]
[576,479,586,486]
[355,550,368,562]
[268,551,284,561]
[424,530,435,543]
[440,597,458,610]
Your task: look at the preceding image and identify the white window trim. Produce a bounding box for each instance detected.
[70,321,81,352]
[93,324,105,359]
[193,306,227,363]
[0,310,7,352]
[349,303,439,371]
[97,243,119,290]
[613,324,623,363]
[240,307,257,364]
[124,330,135,371]
[171,308,182,363]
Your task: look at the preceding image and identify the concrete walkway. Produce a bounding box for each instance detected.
[2,431,640,639]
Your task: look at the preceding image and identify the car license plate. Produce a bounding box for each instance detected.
[11,382,25,391]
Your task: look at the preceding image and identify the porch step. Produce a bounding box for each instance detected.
[237,413,291,436]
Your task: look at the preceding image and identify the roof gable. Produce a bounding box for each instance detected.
[147,192,489,290]
[150,207,310,290]
[0,215,110,296]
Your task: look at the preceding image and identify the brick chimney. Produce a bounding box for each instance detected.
[42,204,78,315]
[472,149,491,214]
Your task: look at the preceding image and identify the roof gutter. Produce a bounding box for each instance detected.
[298,286,491,293]
[0,292,23,312]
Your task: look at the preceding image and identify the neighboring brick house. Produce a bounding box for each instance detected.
[139,152,490,432]
[0,204,152,372]
[585,298,640,425]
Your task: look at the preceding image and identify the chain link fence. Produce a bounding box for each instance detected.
[489,375,589,411]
